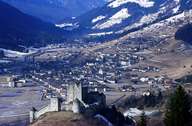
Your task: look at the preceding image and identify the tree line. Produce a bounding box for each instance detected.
[138,85,192,126]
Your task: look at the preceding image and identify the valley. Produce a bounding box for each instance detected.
[0,11,192,125]
[0,0,192,126]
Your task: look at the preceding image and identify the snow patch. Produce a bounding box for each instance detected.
[92,16,106,23]
[108,0,155,8]
[165,12,185,23]
[172,0,180,13]
[174,0,180,2]
[124,108,159,117]
[138,13,158,24]
[116,12,158,34]
[55,23,73,28]
[172,5,180,13]
[0,48,36,58]
[88,31,113,36]
[94,8,130,29]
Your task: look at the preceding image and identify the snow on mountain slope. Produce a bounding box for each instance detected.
[63,0,192,40]
[0,48,36,58]
[92,16,106,23]
[94,8,131,29]
[108,0,155,8]
[55,23,74,28]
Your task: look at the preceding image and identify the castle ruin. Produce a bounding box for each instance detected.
[30,82,106,123]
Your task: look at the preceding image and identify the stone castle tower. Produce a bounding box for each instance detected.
[29,82,106,123]
[64,83,88,113]
[66,83,83,103]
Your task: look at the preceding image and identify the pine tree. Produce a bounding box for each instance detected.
[164,85,192,126]
[138,112,147,126]
[0,50,4,58]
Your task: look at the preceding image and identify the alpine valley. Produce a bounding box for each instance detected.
[1,0,192,51]
[0,1,192,126]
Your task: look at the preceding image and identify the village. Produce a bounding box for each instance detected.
[0,39,175,99]
[0,38,179,125]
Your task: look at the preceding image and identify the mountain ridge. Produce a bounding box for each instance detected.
[2,0,107,23]
[59,0,192,42]
[0,0,66,51]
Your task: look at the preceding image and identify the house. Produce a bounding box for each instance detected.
[0,76,16,88]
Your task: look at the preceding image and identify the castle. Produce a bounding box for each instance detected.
[30,82,106,123]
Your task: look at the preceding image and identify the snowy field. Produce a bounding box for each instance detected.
[124,108,161,117]
[0,86,49,125]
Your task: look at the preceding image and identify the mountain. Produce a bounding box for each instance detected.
[0,0,66,51]
[180,0,192,10]
[60,0,192,41]
[175,23,192,44]
[2,0,107,23]
[2,0,192,51]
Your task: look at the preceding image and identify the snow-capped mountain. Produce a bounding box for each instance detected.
[60,0,192,40]
[2,0,107,23]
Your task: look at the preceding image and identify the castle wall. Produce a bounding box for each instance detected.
[30,83,107,123]
[35,106,50,119]
[30,98,60,123]
[50,98,60,111]
[67,84,75,103]
[74,83,82,101]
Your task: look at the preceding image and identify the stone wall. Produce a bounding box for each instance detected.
[30,83,106,123]
[66,83,83,103]
[30,98,60,123]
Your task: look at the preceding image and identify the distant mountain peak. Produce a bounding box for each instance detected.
[61,0,192,41]
[0,0,66,51]
[2,0,107,23]
[108,0,155,8]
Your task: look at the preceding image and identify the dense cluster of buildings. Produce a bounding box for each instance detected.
[0,40,175,103]
[0,76,15,87]
[23,41,173,99]
[0,40,176,125]
[0,75,33,88]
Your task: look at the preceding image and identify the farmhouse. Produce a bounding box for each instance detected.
[0,76,16,88]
